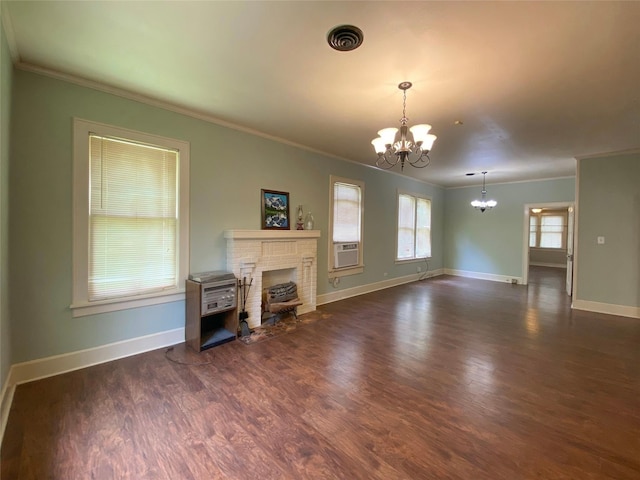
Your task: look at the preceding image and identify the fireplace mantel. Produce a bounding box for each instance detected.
[225,229,319,328]
[224,229,320,240]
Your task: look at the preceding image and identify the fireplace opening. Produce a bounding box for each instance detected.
[262,281,303,324]
[262,268,297,288]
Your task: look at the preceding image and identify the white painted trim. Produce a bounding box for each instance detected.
[12,61,444,189]
[575,148,640,160]
[7,327,184,387]
[571,163,580,307]
[11,64,570,191]
[573,163,581,300]
[446,175,576,190]
[328,265,365,279]
[0,376,15,445]
[522,207,531,285]
[224,229,321,240]
[572,300,640,319]
[317,269,443,305]
[71,291,185,317]
[444,268,521,284]
[530,262,566,268]
[0,3,19,63]
[15,62,409,183]
[522,201,574,286]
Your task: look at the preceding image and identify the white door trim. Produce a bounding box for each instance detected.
[521,202,574,286]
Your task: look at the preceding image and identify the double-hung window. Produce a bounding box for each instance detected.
[72,119,190,317]
[329,175,364,276]
[396,191,431,261]
[529,211,566,249]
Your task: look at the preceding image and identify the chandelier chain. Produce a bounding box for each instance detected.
[402,88,407,123]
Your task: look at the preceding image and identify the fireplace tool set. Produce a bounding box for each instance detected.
[238,277,253,337]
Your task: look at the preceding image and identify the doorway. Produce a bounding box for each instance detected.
[522,202,575,295]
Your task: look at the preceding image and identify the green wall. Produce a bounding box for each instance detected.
[576,153,640,308]
[9,69,444,364]
[19,65,638,368]
[444,178,575,278]
[1,21,13,392]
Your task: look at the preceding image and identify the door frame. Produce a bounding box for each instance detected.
[521,201,575,287]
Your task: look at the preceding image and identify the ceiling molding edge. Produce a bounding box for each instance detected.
[14,61,443,189]
[445,175,577,190]
[575,148,640,160]
[1,3,20,63]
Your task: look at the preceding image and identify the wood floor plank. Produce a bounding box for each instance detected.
[2,267,639,479]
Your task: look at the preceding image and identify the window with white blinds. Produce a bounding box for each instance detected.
[529,215,538,247]
[72,119,190,317]
[397,192,431,260]
[540,215,565,248]
[329,175,364,274]
[332,181,362,243]
[89,135,178,300]
[529,211,566,249]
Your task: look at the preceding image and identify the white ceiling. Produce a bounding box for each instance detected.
[3,1,639,187]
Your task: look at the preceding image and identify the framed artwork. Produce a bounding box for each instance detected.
[261,189,290,230]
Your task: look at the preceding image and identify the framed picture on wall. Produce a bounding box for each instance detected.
[261,189,290,230]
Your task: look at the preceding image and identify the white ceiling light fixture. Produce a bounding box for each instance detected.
[371,82,437,171]
[471,172,497,212]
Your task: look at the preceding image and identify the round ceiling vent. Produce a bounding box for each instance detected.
[327,25,364,52]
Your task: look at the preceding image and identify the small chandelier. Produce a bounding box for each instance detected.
[371,82,436,171]
[471,172,497,212]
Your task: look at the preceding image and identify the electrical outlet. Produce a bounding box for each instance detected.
[417,266,422,273]
[383,272,388,277]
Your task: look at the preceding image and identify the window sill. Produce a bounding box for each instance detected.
[328,265,364,279]
[395,257,431,265]
[70,289,185,317]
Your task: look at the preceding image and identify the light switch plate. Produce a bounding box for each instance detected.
[597,236,605,245]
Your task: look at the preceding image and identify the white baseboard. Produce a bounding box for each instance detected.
[572,299,640,319]
[444,268,522,285]
[0,376,15,446]
[0,327,185,446]
[7,327,185,389]
[317,269,443,306]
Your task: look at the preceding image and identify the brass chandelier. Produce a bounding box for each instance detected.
[371,82,437,171]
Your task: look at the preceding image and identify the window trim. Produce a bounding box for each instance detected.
[328,175,364,278]
[71,118,190,317]
[395,189,432,263]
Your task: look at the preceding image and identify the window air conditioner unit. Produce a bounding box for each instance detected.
[334,242,359,268]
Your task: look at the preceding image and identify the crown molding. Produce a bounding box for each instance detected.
[1,3,19,63]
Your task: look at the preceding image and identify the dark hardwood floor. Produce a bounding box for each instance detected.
[2,268,639,479]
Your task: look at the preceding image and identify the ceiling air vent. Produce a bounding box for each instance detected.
[327,25,364,52]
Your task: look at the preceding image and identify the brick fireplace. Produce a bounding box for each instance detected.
[224,230,320,329]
